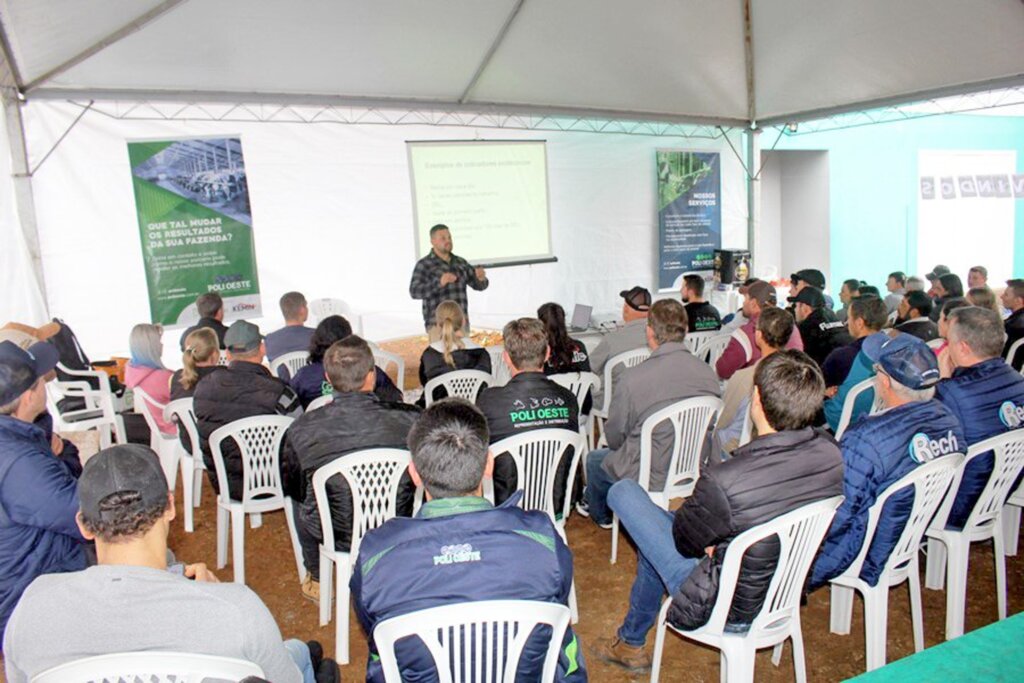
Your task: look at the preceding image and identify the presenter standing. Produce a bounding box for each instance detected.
[409,224,489,336]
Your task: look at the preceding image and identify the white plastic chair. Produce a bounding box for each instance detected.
[737,403,753,448]
[373,600,571,683]
[309,297,362,335]
[924,429,1024,640]
[1007,337,1024,375]
[313,448,412,664]
[132,387,180,492]
[492,429,585,622]
[31,651,262,683]
[423,369,493,407]
[368,342,406,392]
[46,363,124,448]
[590,347,650,447]
[833,377,885,441]
[684,331,718,361]
[611,396,723,563]
[209,415,304,586]
[164,398,205,533]
[650,496,843,683]
[706,334,733,372]
[548,371,599,451]
[269,350,309,381]
[829,455,962,671]
[1002,484,1024,556]
[307,394,334,412]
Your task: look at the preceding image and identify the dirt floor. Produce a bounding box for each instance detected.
[161,487,1024,682]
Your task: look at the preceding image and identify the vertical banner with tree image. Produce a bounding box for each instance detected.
[128,137,261,327]
[656,150,721,290]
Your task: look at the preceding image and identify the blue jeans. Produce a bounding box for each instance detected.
[585,448,618,525]
[284,638,316,683]
[608,479,699,646]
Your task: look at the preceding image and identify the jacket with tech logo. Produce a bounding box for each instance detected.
[935,357,1024,528]
[809,399,965,588]
[350,493,586,682]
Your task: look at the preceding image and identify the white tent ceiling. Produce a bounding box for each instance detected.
[1,0,1022,127]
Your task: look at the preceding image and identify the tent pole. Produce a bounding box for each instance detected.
[2,93,50,314]
[746,127,760,275]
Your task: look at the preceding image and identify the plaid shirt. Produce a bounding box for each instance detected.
[409,251,489,327]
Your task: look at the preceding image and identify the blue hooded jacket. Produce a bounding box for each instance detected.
[0,416,86,639]
[935,357,1024,528]
[810,400,965,588]
[350,492,586,682]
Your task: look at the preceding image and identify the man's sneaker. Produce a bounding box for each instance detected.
[596,519,614,530]
[301,574,320,604]
[593,635,652,672]
[575,499,591,518]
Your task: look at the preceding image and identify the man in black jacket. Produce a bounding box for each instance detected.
[476,318,578,506]
[281,336,419,602]
[193,321,299,502]
[179,292,229,350]
[594,350,843,672]
[895,290,939,342]
[1001,279,1024,369]
[789,286,853,367]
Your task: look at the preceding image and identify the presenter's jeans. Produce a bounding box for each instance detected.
[608,479,698,647]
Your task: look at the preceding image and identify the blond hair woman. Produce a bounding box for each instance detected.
[417,300,491,405]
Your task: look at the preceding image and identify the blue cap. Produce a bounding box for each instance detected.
[862,332,940,390]
[0,340,59,405]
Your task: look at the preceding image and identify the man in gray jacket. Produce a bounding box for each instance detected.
[589,286,653,408]
[581,299,721,527]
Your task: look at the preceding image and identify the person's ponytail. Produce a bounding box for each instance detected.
[180,328,218,390]
[434,300,466,368]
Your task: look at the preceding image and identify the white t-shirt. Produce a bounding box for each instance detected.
[3,564,301,683]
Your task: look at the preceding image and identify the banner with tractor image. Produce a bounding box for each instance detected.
[128,136,261,326]
[656,150,721,290]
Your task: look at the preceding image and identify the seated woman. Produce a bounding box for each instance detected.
[537,301,592,414]
[417,300,491,405]
[290,315,402,408]
[967,286,1000,314]
[933,297,970,370]
[124,323,176,435]
[168,327,220,455]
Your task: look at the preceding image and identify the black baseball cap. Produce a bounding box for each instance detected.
[619,286,652,312]
[926,265,950,281]
[787,286,826,309]
[79,444,169,524]
[0,340,59,405]
[790,269,826,290]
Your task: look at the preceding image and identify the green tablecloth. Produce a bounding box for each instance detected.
[846,612,1024,682]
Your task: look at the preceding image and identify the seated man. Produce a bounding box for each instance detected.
[589,286,651,407]
[193,320,300,501]
[884,271,906,314]
[595,351,843,671]
[583,299,720,528]
[895,290,939,341]
[716,281,802,380]
[1001,279,1024,369]
[835,278,862,323]
[282,336,419,602]
[714,307,794,455]
[350,399,586,682]
[681,274,721,333]
[477,318,579,506]
[0,341,86,641]
[179,291,229,350]
[790,286,853,368]
[822,296,889,431]
[936,306,1024,528]
[809,334,964,589]
[3,444,335,683]
[265,291,315,363]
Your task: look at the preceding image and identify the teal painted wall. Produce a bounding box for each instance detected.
[760,114,1024,288]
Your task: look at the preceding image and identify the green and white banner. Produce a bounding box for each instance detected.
[128,136,261,326]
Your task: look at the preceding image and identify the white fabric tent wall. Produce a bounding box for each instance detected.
[0,102,48,326]
[21,101,747,363]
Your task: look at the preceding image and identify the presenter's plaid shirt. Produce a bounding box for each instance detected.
[409,251,489,328]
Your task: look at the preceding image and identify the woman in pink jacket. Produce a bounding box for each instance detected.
[125,323,176,435]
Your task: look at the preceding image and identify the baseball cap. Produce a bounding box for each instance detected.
[790,269,826,290]
[787,286,826,309]
[737,278,760,295]
[0,340,59,405]
[619,286,652,312]
[79,444,169,524]
[746,280,777,306]
[926,265,951,281]
[224,320,262,353]
[862,331,940,390]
